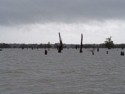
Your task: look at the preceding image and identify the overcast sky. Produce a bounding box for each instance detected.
[0,0,125,44]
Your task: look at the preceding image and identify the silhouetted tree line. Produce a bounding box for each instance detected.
[0,43,11,48]
[0,43,125,49]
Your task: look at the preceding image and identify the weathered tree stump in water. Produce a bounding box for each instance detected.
[106,51,108,54]
[58,46,62,53]
[92,51,94,55]
[58,32,63,53]
[121,51,124,56]
[80,34,83,53]
[97,48,99,52]
[45,50,48,55]
[22,47,24,50]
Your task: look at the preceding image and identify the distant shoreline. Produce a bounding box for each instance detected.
[0,43,125,49]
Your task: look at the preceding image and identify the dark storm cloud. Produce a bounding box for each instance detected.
[0,0,125,25]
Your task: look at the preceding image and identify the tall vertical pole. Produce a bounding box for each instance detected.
[80,34,83,53]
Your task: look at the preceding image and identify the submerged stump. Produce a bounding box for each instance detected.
[58,46,62,53]
[121,51,124,56]
[45,50,48,55]
[92,51,94,55]
[106,51,108,54]
[97,48,99,52]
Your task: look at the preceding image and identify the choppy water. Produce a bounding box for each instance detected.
[0,48,125,94]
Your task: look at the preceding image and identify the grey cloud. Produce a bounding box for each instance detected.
[0,0,125,25]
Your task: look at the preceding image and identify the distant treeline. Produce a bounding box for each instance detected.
[0,43,125,49]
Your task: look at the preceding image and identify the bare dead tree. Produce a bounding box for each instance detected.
[80,34,83,53]
[58,32,63,53]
